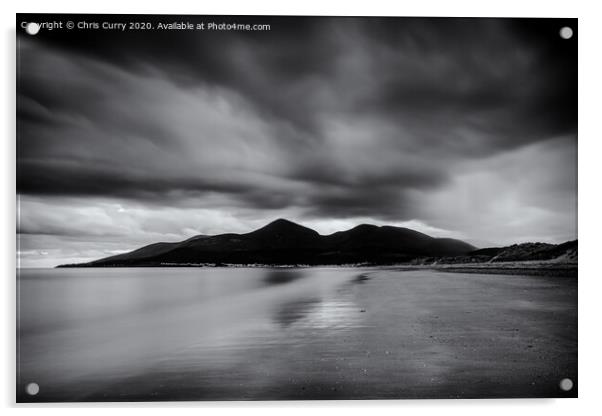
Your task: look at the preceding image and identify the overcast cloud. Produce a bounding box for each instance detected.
[17,15,577,267]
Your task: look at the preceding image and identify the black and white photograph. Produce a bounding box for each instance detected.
[16,14,577,402]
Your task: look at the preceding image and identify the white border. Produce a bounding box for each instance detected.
[3,1,601,415]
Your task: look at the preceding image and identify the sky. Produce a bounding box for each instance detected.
[17,15,577,267]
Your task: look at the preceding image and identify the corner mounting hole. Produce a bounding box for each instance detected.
[26,382,39,396]
[559,26,573,40]
[25,22,40,36]
[559,378,573,391]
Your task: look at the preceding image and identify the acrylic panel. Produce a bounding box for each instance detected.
[16,14,577,402]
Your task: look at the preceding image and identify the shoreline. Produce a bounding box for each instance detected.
[54,261,577,277]
[395,263,577,278]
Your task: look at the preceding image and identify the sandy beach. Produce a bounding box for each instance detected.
[17,267,577,401]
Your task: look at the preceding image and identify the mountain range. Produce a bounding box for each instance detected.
[57,219,577,268]
[58,218,477,267]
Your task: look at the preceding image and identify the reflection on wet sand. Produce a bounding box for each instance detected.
[272,297,322,327]
[352,273,372,284]
[262,269,307,286]
[271,282,364,331]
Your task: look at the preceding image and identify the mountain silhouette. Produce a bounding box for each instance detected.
[59,219,477,267]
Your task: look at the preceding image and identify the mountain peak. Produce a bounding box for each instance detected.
[350,224,380,231]
[267,218,301,227]
[249,218,320,237]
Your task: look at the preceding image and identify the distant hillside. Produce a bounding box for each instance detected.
[410,240,578,265]
[57,219,477,267]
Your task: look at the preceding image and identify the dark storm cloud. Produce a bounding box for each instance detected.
[17,158,251,198]
[19,17,576,139]
[38,17,575,151]
[16,15,577,247]
[19,15,338,136]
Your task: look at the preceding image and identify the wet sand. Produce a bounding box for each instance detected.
[17,268,577,401]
